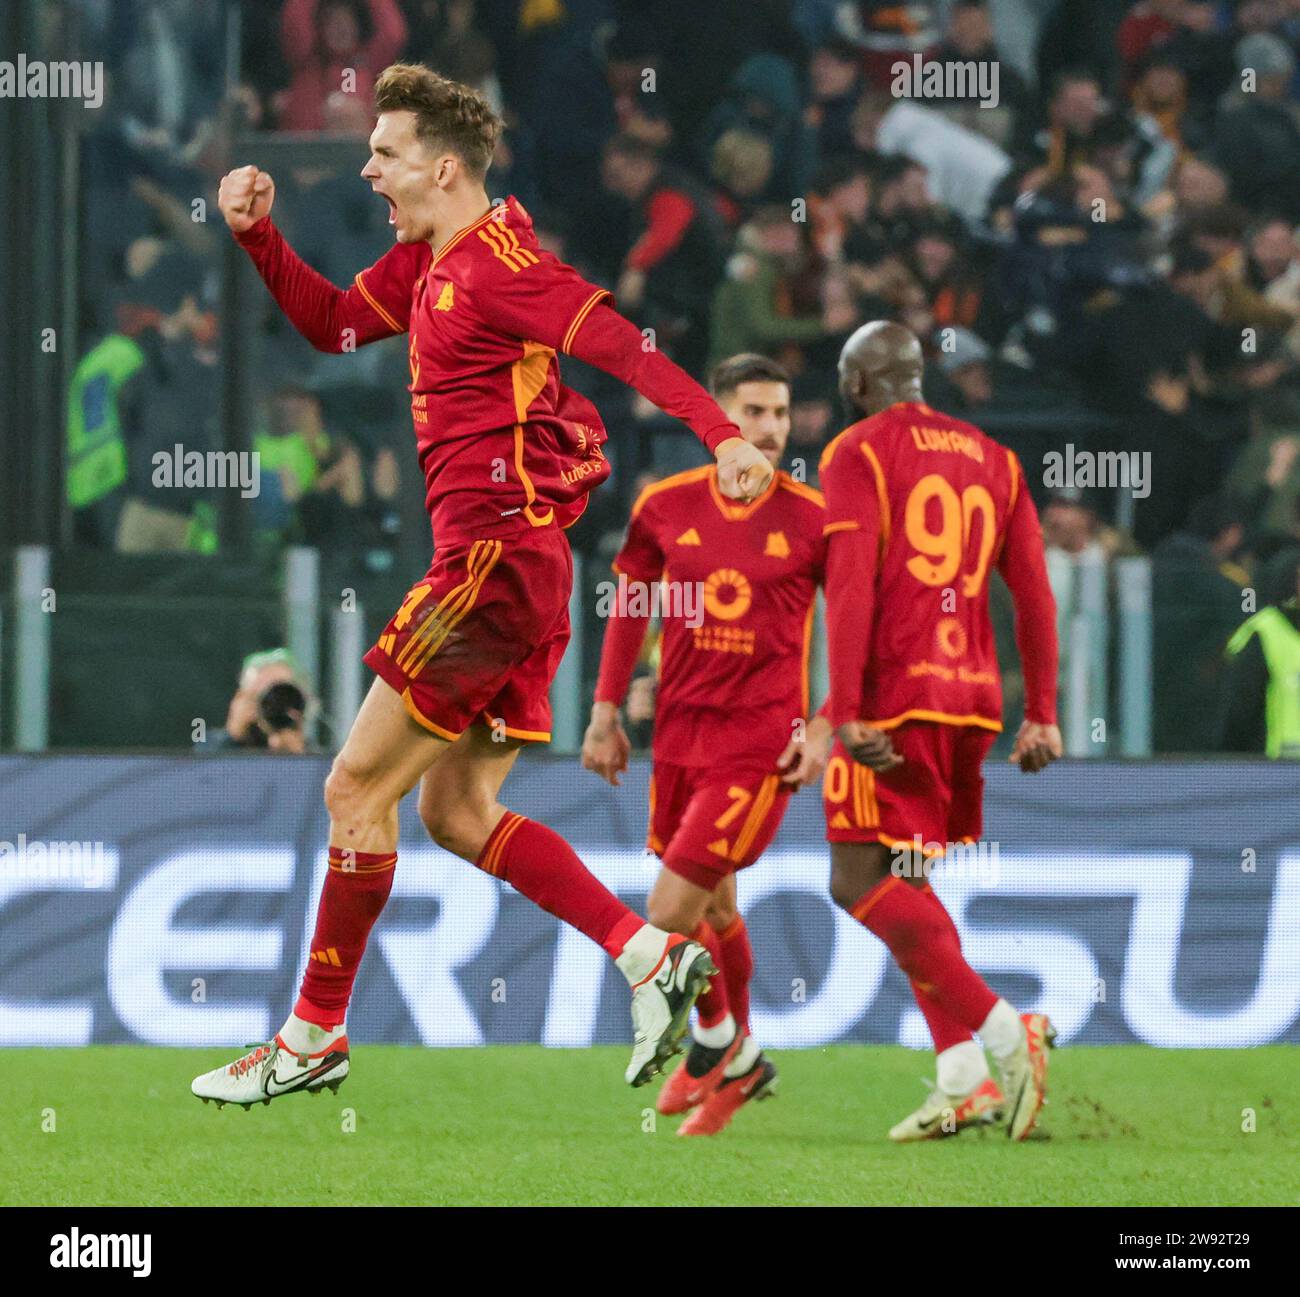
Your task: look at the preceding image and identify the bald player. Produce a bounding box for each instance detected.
[819,321,1062,1142]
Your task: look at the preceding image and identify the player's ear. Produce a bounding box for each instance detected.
[434,153,459,190]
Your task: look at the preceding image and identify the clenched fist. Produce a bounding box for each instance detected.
[218,164,276,233]
[838,721,903,772]
[581,701,631,787]
[715,436,774,502]
[1008,721,1062,773]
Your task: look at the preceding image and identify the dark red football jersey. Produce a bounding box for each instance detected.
[819,400,1058,731]
[351,197,613,546]
[612,466,826,770]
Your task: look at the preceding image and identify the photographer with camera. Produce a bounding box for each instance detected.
[213,648,314,753]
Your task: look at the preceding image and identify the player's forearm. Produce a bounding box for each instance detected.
[567,304,737,452]
[593,605,652,707]
[1011,591,1059,725]
[234,217,375,353]
[998,491,1060,725]
[1000,547,1059,725]
[824,529,876,727]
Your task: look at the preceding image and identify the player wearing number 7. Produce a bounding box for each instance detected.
[819,321,1062,1142]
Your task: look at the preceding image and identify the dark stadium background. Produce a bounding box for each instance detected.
[3,0,1300,757]
[1,0,1299,1054]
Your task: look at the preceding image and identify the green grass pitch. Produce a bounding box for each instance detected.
[2,1045,1295,1206]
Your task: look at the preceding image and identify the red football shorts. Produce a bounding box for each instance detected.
[822,721,997,853]
[649,761,793,891]
[363,528,571,742]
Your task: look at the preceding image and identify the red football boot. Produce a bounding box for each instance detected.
[657,1032,742,1115]
[677,1051,778,1136]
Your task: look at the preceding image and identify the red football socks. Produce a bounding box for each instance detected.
[477,812,638,956]
[690,922,729,1028]
[295,847,396,1028]
[850,875,997,1032]
[714,913,753,1035]
[909,882,976,1051]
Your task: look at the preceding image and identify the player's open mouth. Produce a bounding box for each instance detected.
[376,192,397,225]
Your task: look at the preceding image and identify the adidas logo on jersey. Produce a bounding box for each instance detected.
[433,282,455,311]
[676,528,701,546]
[765,531,790,558]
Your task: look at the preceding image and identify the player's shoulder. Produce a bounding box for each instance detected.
[358,237,430,293]
[629,465,715,520]
[461,197,547,276]
[818,413,889,476]
[775,470,825,511]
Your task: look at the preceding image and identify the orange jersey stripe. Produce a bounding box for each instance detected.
[353,271,403,334]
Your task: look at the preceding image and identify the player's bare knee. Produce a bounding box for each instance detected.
[705,897,738,930]
[647,882,704,935]
[829,843,890,912]
[324,756,378,826]
[828,866,864,912]
[646,895,688,933]
[421,781,499,860]
[419,802,471,858]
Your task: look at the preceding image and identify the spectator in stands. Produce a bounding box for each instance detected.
[931,326,996,412]
[708,207,854,370]
[806,38,865,159]
[68,250,220,554]
[1211,32,1300,222]
[1227,393,1300,555]
[808,155,874,266]
[1117,0,1190,71]
[1016,67,1107,174]
[789,372,835,468]
[905,219,995,339]
[1113,0,1232,110]
[601,134,723,372]
[98,0,226,170]
[1154,498,1252,753]
[1179,208,1299,356]
[278,0,408,132]
[708,129,775,232]
[697,54,814,205]
[254,386,400,568]
[1221,547,1300,757]
[1246,217,1300,316]
[417,0,502,113]
[861,155,943,250]
[1042,492,1107,558]
[852,90,1012,223]
[926,0,1032,148]
[1128,50,1210,156]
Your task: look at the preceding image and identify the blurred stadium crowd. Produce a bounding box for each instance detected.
[52,0,1300,752]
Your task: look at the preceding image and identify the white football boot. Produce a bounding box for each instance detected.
[888,1077,1005,1142]
[191,1035,349,1110]
[996,1012,1057,1141]
[624,936,717,1087]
